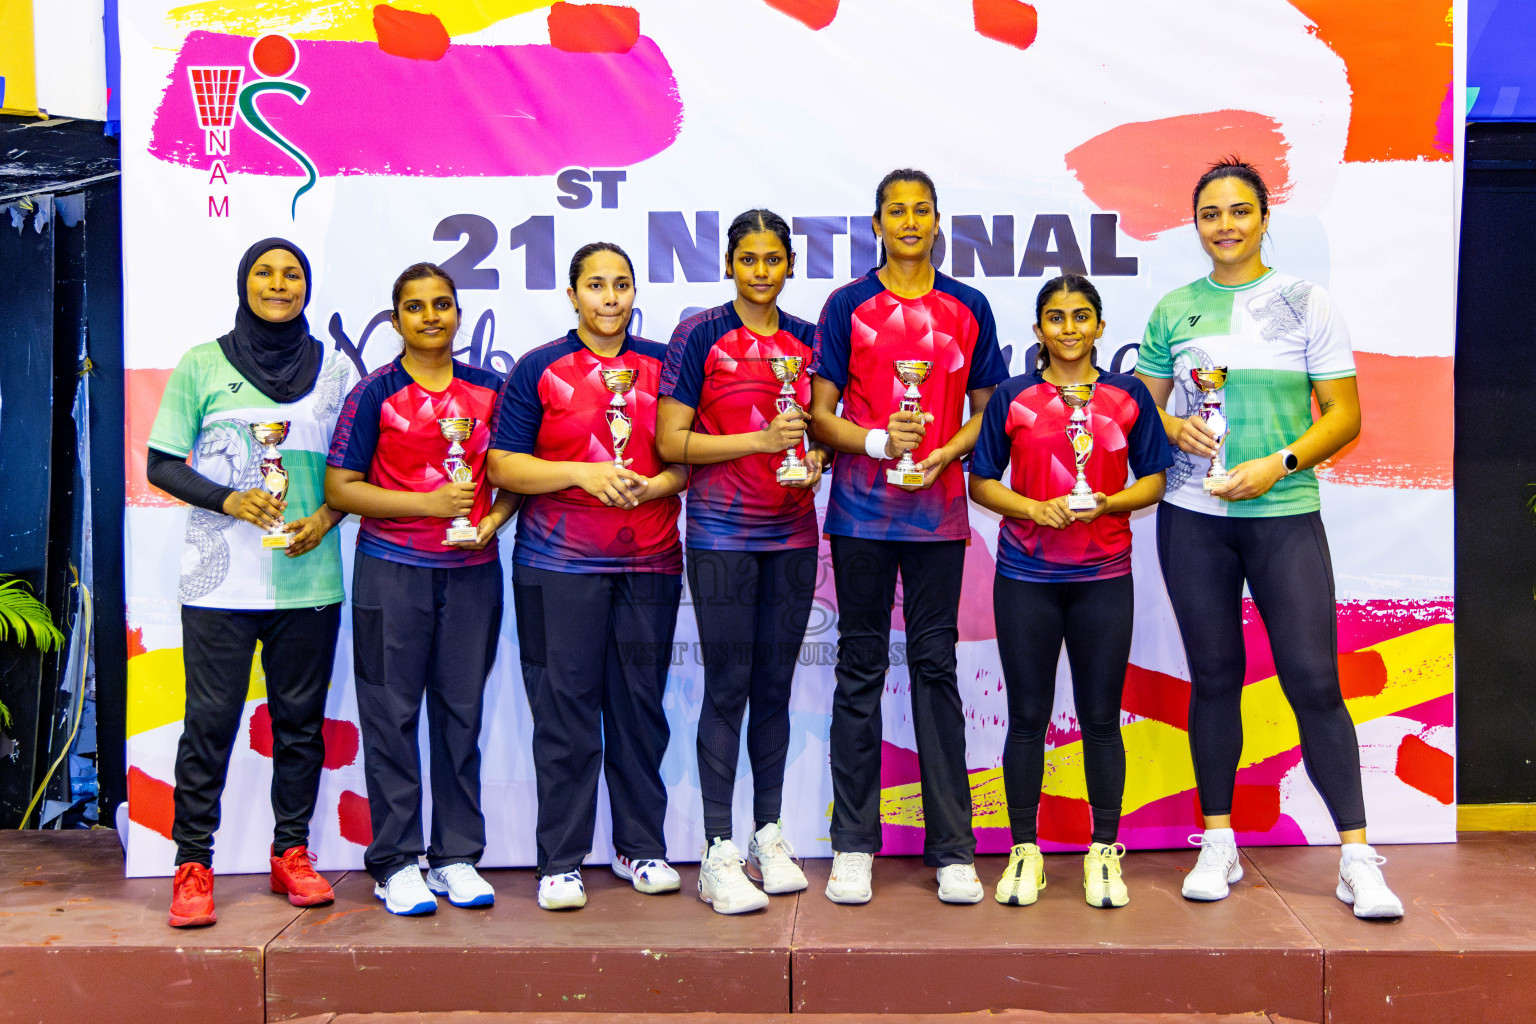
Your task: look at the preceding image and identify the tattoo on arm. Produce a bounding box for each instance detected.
[1319,398,1336,413]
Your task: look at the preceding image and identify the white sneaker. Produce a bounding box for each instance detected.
[1337,851,1404,918]
[1182,833,1243,901]
[373,865,437,916]
[747,822,809,894]
[824,851,873,904]
[698,838,770,915]
[425,863,495,908]
[936,863,984,904]
[538,869,586,910]
[612,855,682,894]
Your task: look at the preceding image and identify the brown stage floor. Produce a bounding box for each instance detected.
[1,831,1532,1024]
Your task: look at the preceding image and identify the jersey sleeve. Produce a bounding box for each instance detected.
[659,317,710,409]
[1136,299,1175,379]
[146,349,207,458]
[809,290,851,389]
[327,377,382,472]
[1303,284,1357,381]
[1125,376,1176,478]
[490,356,545,455]
[970,381,1013,481]
[965,295,1010,390]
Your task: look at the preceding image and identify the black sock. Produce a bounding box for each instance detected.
[1010,805,1039,847]
[1090,805,1121,846]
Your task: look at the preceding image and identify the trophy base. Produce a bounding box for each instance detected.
[445,525,480,544]
[261,532,291,550]
[777,464,809,484]
[1203,473,1230,492]
[1067,493,1097,513]
[886,466,925,487]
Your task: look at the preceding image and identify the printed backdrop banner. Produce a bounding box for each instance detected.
[120,0,1457,876]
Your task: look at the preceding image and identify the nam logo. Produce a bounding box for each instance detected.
[188,33,317,220]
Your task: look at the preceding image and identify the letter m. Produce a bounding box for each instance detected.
[208,195,230,218]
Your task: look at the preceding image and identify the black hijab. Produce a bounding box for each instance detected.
[216,237,322,404]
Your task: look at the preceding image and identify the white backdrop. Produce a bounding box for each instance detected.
[121,0,1458,875]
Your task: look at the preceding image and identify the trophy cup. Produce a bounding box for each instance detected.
[886,359,934,487]
[248,421,292,549]
[437,417,480,544]
[1190,366,1230,490]
[599,368,638,466]
[769,355,809,485]
[1057,384,1098,512]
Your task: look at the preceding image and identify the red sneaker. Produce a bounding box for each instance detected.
[270,845,335,907]
[168,862,217,928]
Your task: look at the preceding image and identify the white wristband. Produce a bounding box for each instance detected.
[865,429,891,460]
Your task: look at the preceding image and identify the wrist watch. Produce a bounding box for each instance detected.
[1278,448,1299,474]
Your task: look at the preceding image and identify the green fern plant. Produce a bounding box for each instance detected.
[0,575,65,730]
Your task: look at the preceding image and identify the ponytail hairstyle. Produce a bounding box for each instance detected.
[872,168,938,268]
[725,208,794,268]
[391,261,458,315]
[1033,274,1104,372]
[567,241,636,290]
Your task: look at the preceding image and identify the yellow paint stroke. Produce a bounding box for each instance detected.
[165,0,551,42]
[126,644,269,737]
[881,623,1455,828]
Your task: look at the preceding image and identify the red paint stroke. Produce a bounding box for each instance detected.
[1395,733,1454,804]
[548,2,639,53]
[127,626,148,659]
[1065,110,1292,241]
[1289,0,1452,163]
[126,368,177,508]
[248,703,362,770]
[150,32,682,179]
[373,4,450,61]
[1191,783,1282,834]
[1338,650,1388,699]
[338,790,374,846]
[973,0,1037,50]
[1121,662,1191,730]
[127,766,175,840]
[1316,353,1453,490]
[1038,792,1092,846]
[762,0,839,30]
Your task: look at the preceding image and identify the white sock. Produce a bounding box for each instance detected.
[1340,842,1375,865]
[1204,827,1236,846]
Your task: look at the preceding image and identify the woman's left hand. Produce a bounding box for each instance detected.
[449,506,509,551]
[899,445,955,492]
[283,510,332,557]
[785,448,827,491]
[1209,454,1285,502]
[1069,492,1111,524]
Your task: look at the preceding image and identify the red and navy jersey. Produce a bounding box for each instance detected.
[809,269,1008,541]
[660,302,818,551]
[490,330,681,574]
[328,357,504,568]
[970,370,1172,583]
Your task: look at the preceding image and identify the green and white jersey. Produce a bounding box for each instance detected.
[1138,270,1355,518]
[148,342,356,610]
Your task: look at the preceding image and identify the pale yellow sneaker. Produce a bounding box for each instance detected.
[1083,842,1129,908]
[995,843,1045,906]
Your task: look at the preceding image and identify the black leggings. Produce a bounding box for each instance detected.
[686,546,817,843]
[1156,502,1366,832]
[994,573,1131,846]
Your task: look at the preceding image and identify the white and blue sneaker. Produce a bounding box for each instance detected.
[425,863,495,908]
[538,869,586,910]
[374,865,437,916]
[612,854,681,894]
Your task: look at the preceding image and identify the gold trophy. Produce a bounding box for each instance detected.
[1056,383,1098,512]
[1190,366,1230,491]
[599,368,638,466]
[769,355,809,485]
[437,417,480,544]
[886,359,934,487]
[248,421,292,549]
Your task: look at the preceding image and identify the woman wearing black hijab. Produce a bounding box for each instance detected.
[146,238,357,927]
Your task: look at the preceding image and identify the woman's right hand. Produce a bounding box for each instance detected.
[887,409,931,456]
[424,480,476,519]
[1021,496,1073,530]
[1174,413,1219,458]
[223,487,286,531]
[759,408,808,453]
[575,460,650,509]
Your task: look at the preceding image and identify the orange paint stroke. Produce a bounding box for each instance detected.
[761,0,838,30]
[1288,0,1452,163]
[1316,352,1452,490]
[127,766,176,840]
[1338,650,1388,699]
[1395,733,1454,804]
[1065,111,1292,241]
[547,1,638,53]
[373,4,451,60]
[126,368,179,508]
[973,0,1037,50]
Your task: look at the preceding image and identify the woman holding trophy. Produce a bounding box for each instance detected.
[325,263,517,915]
[807,169,1009,905]
[656,209,822,914]
[1135,158,1402,918]
[969,275,1169,909]
[148,238,355,927]
[488,242,688,911]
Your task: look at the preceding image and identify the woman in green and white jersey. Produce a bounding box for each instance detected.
[1134,159,1403,919]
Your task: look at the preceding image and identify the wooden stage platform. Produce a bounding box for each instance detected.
[1,830,1532,1024]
